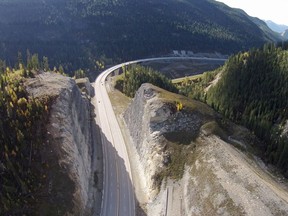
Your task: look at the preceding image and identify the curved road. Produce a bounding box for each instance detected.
[95,62,136,216]
[94,57,226,216]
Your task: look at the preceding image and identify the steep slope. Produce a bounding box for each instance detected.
[0,0,281,71]
[122,83,288,215]
[249,17,282,42]
[25,73,97,215]
[206,46,288,173]
[179,44,288,175]
[0,70,100,215]
[265,20,288,33]
[282,30,288,40]
[124,83,219,195]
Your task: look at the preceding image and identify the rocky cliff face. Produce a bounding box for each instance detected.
[124,84,165,196]
[123,83,288,216]
[25,72,96,215]
[124,83,212,196]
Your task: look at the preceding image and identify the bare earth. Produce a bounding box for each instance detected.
[108,84,288,216]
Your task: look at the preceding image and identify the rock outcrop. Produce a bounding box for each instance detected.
[25,72,96,215]
[124,84,165,196]
[124,83,288,216]
[124,83,211,196]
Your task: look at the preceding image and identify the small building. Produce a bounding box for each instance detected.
[181,50,186,56]
[173,50,179,56]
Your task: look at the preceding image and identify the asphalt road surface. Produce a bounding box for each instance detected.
[95,63,136,216]
[94,57,227,216]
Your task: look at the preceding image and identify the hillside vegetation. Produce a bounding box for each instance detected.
[121,82,288,215]
[178,44,288,174]
[115,65,178,97]
[0,68,50,214]
[0,0,281,73]
[0,53,72,215]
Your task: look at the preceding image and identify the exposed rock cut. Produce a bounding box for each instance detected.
[123,83,288,216]
[25,72,97,215]
[124,83,211,196]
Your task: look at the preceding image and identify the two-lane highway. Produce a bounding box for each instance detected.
[95,63,135,216]
[94,57,227,216]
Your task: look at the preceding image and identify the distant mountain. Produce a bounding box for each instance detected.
[228,10,282,43]
[265,20,288,33]
[282,30,288,40]
[0,0,282,72]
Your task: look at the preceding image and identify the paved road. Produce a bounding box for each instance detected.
[95,63,135,216]
[94,57,227,216]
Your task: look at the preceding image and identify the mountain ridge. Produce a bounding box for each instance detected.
[0,0,281,72]
[265,20,288,33]
[282,30,288,40]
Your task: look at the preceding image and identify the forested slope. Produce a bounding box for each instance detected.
[0,57,96,215]
[115,65,178,98]
[0,68,50,214]
[0,0,281,73]
[179,44,288,174]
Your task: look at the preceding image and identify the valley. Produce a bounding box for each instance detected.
[0,0,282,73]
[0,0,288,215]
[1,54,287,215]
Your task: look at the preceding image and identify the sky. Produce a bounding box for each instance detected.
[216,0,288,26]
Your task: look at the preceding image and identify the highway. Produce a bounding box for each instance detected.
[95,63,136,216]
[94,57,226,216]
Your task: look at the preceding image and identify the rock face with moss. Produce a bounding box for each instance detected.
[124,83,169,196]
[124,83,288,216]
[124,83,215,195]
[25,72,96,215]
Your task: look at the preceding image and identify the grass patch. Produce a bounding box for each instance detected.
[153,142,195,190]
[201,121,227,139]
[156,86,215,117]
[172,74,203,84]
[163,131,198,145]
[108,79,131,116]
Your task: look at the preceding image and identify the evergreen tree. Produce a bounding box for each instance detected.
[181,44,288,173]
[58,65,64,74]
[0,59,6,74]
[116,65,178,97]
[30,54,39,70]
[17,51,23,70]
[42,56,49,71]
[26,49,32,71]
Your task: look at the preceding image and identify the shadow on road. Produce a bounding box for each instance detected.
[90,102,146,216]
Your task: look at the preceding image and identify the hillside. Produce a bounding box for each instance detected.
[108,83,288,215]
[0,0,281,72]
[178,44,288,175]
[282,30,288,40]
[265,20,288,34]
[0,67,100,215]
[115,64,178,97]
